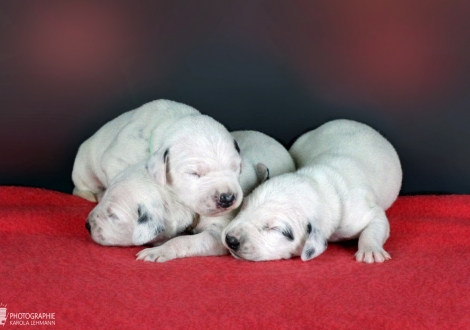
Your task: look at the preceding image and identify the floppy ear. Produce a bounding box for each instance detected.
[146,147,169,185]
[255,163,270,183]
[132,205,166,245]
[234,139,240,154]
[301,222,328,261]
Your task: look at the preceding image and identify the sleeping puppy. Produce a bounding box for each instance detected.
[72,99,198,202]
[222,119,402,263]
[85,161,195,246]
[132,131,295,262]
[136,130,296,262]
[145,114,243,217]
[72,99,243,217]
[85,131,295,260]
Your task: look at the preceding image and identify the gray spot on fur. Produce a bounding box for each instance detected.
[307,223,312,235]
[163,148,169,163]
[234,140,240,154]
[281,224,294,241]
[137,205,150,224]
[305,247,316,259]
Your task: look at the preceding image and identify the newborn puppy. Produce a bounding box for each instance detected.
[222,119,402,263]
[72,99,198,202]
[136,130,296,262]
[85,161,195,246]
[145,114,243,217]
[72,99,243,217]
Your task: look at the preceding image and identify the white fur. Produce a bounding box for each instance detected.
[222,119,402,263]
[86,161,195,246]
[136,130,296,262]
[146,115,243,216]
[72,99,199,201]
[72,99,243,217]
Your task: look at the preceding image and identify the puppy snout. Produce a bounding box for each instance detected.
[218,193,235,208]
[85,220,91,234]
[225,234,240,251]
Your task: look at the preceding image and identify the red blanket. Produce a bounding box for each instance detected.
[1,187,469,329]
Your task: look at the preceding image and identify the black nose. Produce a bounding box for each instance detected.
[218,193,235,208]
[225,234,240,251]
[85,221,91,234]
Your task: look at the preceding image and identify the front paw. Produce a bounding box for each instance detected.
[355,248,391,263]
[136,246,174,263]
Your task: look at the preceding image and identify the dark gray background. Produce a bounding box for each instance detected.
[1,1,470,195]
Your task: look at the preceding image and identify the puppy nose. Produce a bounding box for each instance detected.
[85,221,91,234]
[219,193,235,208]
[225,234,240,251]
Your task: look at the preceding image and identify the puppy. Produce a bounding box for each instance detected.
[72,99,243,217]
[135,130,296,262]
[145,114,243,217]
[85,161,195,247]
[222,119,402,263]
[84,130,294,248]
[72,99,198,202]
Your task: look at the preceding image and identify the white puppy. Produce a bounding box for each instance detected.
[222,119,402,263]
[72,99,243,217]
[135,130,296,262]
[145,115,243,217]
[72,99,198,202]
[85,161,195,246]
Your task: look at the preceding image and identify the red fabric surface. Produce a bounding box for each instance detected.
[1,186,470,329]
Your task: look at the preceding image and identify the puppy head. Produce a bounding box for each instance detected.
[221,174,328,261]
[86,164,193,246]
[146,115,243,217]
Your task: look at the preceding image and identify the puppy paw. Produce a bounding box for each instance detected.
[136,247,174,263]
[355,248,391,263]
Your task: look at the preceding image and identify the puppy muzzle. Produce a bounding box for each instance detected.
[225,234,240,251]
[217,193,236,209]
[85,220,91,234]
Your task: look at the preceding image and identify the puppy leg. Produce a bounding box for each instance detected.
[72,170,103,202]
[136,217,229,262]
[355,207,391,263]
[95,190,105,202]
[73,187,98,202]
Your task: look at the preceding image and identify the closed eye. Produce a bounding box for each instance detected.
[270,226,294,241]
[281,227,294,241]
[107,212,119,221]
[187,172,201,178]
[106,207,119,221]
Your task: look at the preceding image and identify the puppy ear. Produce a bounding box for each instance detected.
[301,222,328,261]
[255,163,270,183]
[234,140,241,154]
[146,147,169,185]
[132,205,166,245]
